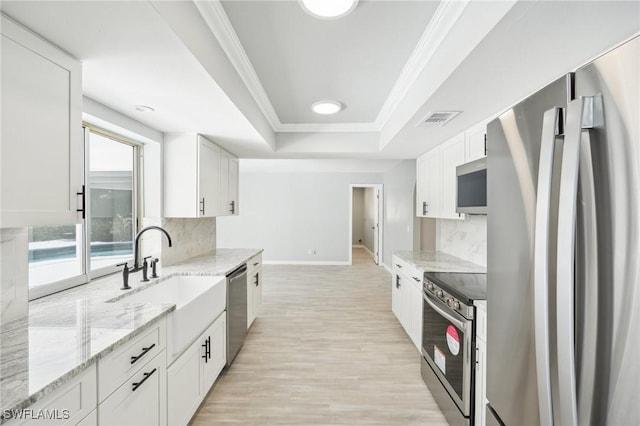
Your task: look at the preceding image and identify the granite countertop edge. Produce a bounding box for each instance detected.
[0,306,174,424]
[1,248,262,421]
[392,250,487,273]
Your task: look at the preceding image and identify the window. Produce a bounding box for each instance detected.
[28,127,141,299]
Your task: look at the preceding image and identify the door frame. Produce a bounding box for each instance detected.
[349,184,383,265]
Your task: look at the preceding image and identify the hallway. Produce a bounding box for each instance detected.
[191,248,446,425]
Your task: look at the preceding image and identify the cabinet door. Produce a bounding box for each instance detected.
[466,123,487,162]
[391,273,403,323]
[198,137,220,217]
[99,350,166,426]
[1,17,82,227]
[218,152,230,216]
[201,313,226,394]
[416,154,429,217]
[475,338,487,426]
[167,343,202,426]
[440,135,466,220]
[228,157,239,215]
[406,279,423,353]
[424,148,441,218]
[253,268,262,321]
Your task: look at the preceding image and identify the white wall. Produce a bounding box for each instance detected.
[436,215,487,267]
[382,160,418,269]
[352,188,364,245]
[363,188,376,254]
[217,162,383,263]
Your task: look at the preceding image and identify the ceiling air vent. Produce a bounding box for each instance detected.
[419,111,461,127]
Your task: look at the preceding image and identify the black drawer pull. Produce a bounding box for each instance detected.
[395,264,402,268]
[130,343,156,364]
[413,277,421,282]
[253,262,259,266]
[132,368,157,392]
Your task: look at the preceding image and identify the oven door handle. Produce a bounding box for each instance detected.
[423,292,467,330]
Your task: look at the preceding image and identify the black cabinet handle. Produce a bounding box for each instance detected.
[413,277,421,282]
[253,262,259,267]
[230,200,235,214]
[396,275,401,289]
[130,343,156,364]
[76,185,86,219]
[132,368,157,392]
[255,272,259,287]
[202,336,211,362]
[395,264,402,268]
[200,198,206,215]
[484,133,487,156]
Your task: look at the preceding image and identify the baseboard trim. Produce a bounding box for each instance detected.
[263,260,351,266]
[382,263,393,275]
[361,245,375,258]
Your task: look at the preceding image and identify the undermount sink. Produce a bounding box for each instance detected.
[111,275,226,357]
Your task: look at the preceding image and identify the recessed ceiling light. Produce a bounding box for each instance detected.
[134,105,155,113]
[299,0,358,19]
[311,100,343,115]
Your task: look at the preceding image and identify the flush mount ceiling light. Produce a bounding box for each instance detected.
[299,0,358,19]
[311,100,343,115]
[134,105,155,113]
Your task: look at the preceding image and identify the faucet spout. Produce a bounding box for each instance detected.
[133,226,172,269]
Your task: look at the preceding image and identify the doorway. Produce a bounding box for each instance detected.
[349,184,383,265]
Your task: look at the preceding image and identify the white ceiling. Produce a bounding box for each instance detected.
[221,0,439,124]
[1,1,639,161]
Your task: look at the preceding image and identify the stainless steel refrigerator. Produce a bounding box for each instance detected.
[486,36,639,426]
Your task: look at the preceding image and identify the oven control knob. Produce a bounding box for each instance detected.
[427,283,434,291]
[436,290,444,298]
[453,301,461,310]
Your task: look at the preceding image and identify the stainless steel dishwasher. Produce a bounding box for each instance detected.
[226,264,247,366]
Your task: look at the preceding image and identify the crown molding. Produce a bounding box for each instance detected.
[278,122,379,133]
[194,0,469,135]
[374,0,470,129]
[194,0,282,130]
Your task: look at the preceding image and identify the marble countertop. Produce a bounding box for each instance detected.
[393,250,486,273]
[0,248,262,422]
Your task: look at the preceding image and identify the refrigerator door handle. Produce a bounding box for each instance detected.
[533,107,563,426]
[556,96,601,426]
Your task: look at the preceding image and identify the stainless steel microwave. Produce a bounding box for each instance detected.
[456,157,487,214]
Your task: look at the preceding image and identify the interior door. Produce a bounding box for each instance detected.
[373,189,379,264]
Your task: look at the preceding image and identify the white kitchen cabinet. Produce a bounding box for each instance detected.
[475,300,488,426]
[440,134,466,220]
[391,256,423,352]
[99,350,167,426]
[1,15,83,228]
[167,312,226,426]
[247,253,262,327]
[465,121,487,162]
[219,150,239,216]
[416,147,440,218]
[164,134,221,218]
[4,364,97,426]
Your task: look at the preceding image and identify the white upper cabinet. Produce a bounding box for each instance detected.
[465,121,487,162]
[416,147,441,218]
[1,15,83,228]
[218,150,239,216]
[164,134,222,218]
[440,134,466,220]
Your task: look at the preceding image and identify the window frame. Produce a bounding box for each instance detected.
[28,125,143,300]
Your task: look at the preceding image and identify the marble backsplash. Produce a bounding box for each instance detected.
[145,217,217,266]
[436,215,487,267]
[1,229,28,326]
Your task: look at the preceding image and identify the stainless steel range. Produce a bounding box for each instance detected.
[421,272,486,426]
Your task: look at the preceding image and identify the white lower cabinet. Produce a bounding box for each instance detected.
[4,364,97,426]
[474,301,488,426]
[391,256,423,352]
[99,350,167,426]
[167,312,227,426]
[247,253,263,327]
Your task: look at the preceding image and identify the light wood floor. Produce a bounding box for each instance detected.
[190,248,447,425]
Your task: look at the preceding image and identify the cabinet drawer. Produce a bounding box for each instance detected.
[5,364,96,426]
[98,350,166,426]
[98,322,165,402]
[393,256,423,285]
